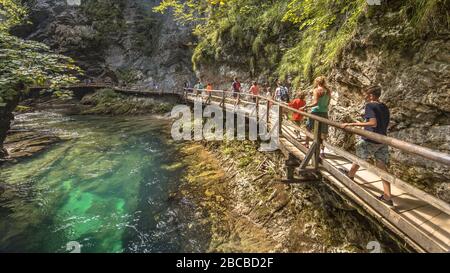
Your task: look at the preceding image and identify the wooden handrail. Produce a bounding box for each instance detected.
[281,122,450,215]
[185,88,450,167]
[185,88,450,214]
[30,85,450,166]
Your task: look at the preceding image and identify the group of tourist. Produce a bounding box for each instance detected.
[186,75,393,207]
[280,76,392,206]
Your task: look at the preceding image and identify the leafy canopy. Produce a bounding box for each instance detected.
[153,0,366,86]
[0,0,82,106]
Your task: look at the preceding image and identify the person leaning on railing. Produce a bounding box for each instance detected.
[341,85,393,207]
[301,76,331,154]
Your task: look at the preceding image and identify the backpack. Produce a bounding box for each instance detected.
[232,81,241,91]
[280,86,289,102]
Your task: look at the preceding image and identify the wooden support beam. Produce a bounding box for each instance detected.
[221,91,225,109]
[313,120,321,170]
[322,141,450,216]
[321,159,448,253]
[278,107,283,136]
[299,142,318,169]
[256,97,259,134]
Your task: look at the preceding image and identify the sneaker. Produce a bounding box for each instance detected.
[338,168,354,181]
[377,195,394,207]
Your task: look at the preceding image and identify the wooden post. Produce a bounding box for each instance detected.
[256,96,259,132]
[278,106,283,136]
[285,153,299,180]
[313,120,321,170]
[221,91,225,109]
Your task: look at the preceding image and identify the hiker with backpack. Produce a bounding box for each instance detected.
[275,80,290,103]
[194,79,204,96]
[232,77,241,106]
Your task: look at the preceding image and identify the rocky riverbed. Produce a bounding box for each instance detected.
[178,141,409,253]
[1,90,177,163]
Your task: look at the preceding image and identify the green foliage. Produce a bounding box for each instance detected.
[51,89,74,99]
[0,0,81,107]
[155,0,446,87]
[0,0,27,31]
[154,0,364,84]
[402,0,449,34]
[81,0,127,47]
[280,0,366,83]
[81,88,174,115]
[132,15,160,56]
[116,68,142,84]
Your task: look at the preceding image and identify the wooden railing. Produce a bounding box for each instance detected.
[183,88,450,215]
[27,83,450,214]
[29,83,113,89]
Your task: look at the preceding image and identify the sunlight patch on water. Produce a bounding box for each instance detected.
[0,113,199,253]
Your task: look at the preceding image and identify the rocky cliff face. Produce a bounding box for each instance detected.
[16,0,196,92]
[327,12,450,202]
[12,1,449,201]
[192,3,450,202]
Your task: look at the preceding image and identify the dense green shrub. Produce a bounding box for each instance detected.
[154,0,448,88]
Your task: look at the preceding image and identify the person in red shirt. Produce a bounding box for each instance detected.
[288,91,307,139]
[249,81,260,103]
[206,82,213,104]
[232,77,241,106]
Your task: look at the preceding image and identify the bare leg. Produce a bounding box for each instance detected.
[320,134,327,155]
[304,136,310,148]
[376,160,392,199]
[234,94,240,107]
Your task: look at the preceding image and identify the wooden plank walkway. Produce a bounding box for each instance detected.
[28,85,450,252]
[184,92,450,253]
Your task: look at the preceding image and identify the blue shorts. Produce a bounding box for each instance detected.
[306,112,329,134]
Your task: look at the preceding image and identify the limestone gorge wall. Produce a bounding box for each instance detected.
[17,0,196,91]
[328,15,450,202]
[189,1,450,202]
[18,1,449,201]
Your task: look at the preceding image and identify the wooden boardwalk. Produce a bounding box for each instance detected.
[29,84,450,252]
[29,83,170,95]
[184,91,450,253]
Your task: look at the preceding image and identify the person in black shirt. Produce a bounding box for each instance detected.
[342,86,393,206]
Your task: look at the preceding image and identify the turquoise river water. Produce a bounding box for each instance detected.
[0,111,206,253]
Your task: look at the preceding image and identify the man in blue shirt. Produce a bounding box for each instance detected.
[342,86,392,206]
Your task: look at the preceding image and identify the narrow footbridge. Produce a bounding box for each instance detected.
[31,84,450,252]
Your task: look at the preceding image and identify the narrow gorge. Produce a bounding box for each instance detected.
[0,0,448,253]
